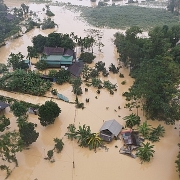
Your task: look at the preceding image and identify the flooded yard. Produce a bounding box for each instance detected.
[0,0,179,180]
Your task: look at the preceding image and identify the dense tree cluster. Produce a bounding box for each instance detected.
[0,69,52,95]
[31,32,75,54]
[114,25,180,125]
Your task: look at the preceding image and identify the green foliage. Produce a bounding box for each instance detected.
[0,165,12,179]
[91,78,103,88]
[47,149,54,160]
[103,80,117,93]
[90,69,99,78]
[138,121,152,138]
[121,80,126,85]
[119,73,124,78]
[0,69,52,96]
[109,63,119,74]
[79,52,96,64]
[0,63,8,74]
[0,131,23,167]
[75,96,84,109]
[148,124,165,142]
[7,52,25,70]
[48,69,57,78]
[17,117,39,146]
[38,100,61,126]
[32,32,75,53]
[32,34,47,53]
[71,78,83,95]
[55,69,71,85]
[41,18,56,30]
[123,113,141,128]
[10,101,27,117]
[65,124,103,151]
[115,25,180,124]
[136,142,155,163]
[65,124,77,140]
[95,61,106,72]
[175,143,180,178]
[81,5,179,30]
[35,60,48,71]
[0,1,22,43]
[138,122,165,142]
[46,10,54,17]
[53,138,64,153]
[0,115,10,132]
[87,133,103,150]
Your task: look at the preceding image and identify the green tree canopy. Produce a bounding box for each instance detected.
[79,52,96,64]
[17,117,39,146]
[38,101,61,126]
[10,101,27,117]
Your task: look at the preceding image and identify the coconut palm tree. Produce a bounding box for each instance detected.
[123,113,141,128]
[136,142,155,163]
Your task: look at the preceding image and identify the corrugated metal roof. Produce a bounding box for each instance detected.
[100,119,122,137]
[57,94,69,102]
[44,55,61,61]
[43,47,64,55]
[0,101,9,110]
[43,55,73,65]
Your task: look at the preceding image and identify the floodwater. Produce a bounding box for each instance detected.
[0,0,179,180]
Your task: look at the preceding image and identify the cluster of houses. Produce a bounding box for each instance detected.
[99,119,143,158]
[1,101,142,158]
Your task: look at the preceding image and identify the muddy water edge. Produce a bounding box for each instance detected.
[0,0,179,180]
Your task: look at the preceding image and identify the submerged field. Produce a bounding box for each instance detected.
[80,5,179,30]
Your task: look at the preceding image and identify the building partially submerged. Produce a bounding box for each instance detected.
[68,61,84,77]
[0,101,9,112]
[121,129,142,146]
[119,129,143,158]
[99,119,123,142]
[41,47,76,68]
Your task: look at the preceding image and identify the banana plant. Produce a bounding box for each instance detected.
[136,142,155,163]
[87,133,103,150]
[137,121,152,138]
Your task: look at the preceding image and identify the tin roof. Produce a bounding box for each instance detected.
[100,119,122,137]
[0,101,9,110]
[57,94,69,102]
[43,47,64,55]
[68,61,84,77]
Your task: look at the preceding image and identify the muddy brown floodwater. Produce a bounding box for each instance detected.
[0,0,179,180]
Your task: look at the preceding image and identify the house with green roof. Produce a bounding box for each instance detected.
[42,55,73,68]
[41,47,74,68]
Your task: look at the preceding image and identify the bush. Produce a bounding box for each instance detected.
[79,52,96,64]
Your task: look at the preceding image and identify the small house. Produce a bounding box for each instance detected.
[0,101,9,112]
[121,129,141,146]
[99,119,123,142]
[41,47,75,68]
